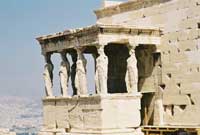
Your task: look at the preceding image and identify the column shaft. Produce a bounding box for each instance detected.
[125,46,138,93]
[95,46,108,94]
[43,53,54,97]
[75,48,88,95]
[59,52,70,97]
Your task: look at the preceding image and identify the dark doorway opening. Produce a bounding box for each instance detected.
[105,44,129,93]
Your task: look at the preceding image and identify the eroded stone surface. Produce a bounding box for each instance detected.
[42,94,141,134]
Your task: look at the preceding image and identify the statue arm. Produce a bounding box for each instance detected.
[125,71,130,91]
[95,69,99,93]
[95,69,98,83]
[75,73,79,91]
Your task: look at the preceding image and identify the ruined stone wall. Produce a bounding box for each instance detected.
[97,0,200,126]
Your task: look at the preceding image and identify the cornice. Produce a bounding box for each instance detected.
[36,24,161,45]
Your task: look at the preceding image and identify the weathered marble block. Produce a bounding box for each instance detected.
[42,93,142,135]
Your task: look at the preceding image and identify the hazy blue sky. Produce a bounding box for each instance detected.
[0,0,104,98]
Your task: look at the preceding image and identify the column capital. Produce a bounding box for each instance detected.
[75,47,86,54]
[97,45,106,54]
[128,39,139,49]
[98,43,108,46]
[59,51,67,59]
[57,49,65,53]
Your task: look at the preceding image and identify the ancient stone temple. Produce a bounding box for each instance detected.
[36,0,200,135]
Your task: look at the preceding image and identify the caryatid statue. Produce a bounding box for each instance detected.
[75,48,88,95]
[125,46,138,93]
[95,46,108,94]
[43,54,54,97]
[59,52,70,97]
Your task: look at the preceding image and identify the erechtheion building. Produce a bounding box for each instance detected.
[36,0,200,135]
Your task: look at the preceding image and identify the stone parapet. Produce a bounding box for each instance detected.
[41,93,142,135]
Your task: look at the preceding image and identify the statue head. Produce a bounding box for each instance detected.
[76,47,86,60]
[98,46,105,55]
[77,59,84,67]
[129,48,135,55]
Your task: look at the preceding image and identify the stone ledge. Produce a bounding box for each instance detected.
[36,24,161,43]
[70,128,138,134]
[42,93,142,102]
[39,128,143,135]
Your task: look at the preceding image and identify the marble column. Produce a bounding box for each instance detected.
[95,46,108,94]
[125,46,138,93]
[43,53,54,97]
[75,48,88,95]
[59,52,70,97]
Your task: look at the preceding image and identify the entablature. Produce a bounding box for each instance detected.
[36,24,161,55]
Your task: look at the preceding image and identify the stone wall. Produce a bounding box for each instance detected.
[96,0,200,126]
